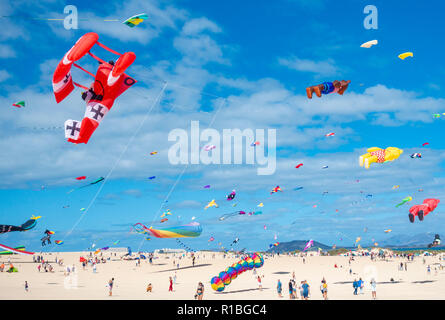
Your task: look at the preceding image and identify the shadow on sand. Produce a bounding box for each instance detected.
[155,264,212,273]
[215,287,269,294]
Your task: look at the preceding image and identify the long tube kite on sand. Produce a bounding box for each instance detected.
[132,222,202,238]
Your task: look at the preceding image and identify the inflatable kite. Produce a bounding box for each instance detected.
[0,216,39,234]
[408,198,440,223]
[428,234,441,248]
[396,196,412,208]
[269,242,279,248]
[211,253,264,292]
[306,80,351,99]
[0,244,34,255]
[132,222,202,238]
[398,52,413,60]
[360,40,378,48]
[52,32,136,144]
[359,147,403,169]
[55,240,63,245]
[123,13,148,28]
[227,190,236,201]
[12,101,25,108]
[205,199,219,210]
[41,230,54,246]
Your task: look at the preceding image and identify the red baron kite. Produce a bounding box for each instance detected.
[52,32,136,144]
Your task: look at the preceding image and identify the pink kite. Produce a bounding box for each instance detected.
[303,239,314,251]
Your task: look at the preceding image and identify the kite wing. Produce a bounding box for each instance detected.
[398,52,413,60]
[0,219,37,234]
[360,40,378,48]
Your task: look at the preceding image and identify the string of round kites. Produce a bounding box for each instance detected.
[210,252,264,292]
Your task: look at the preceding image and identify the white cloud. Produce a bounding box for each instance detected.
[0,45,16,58]
[278,55,338,76]
[0,70,11,82]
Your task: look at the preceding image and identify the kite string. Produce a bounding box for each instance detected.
[136,98,226,252]
[50,82,168,252]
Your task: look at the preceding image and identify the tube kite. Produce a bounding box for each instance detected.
[132,222,202,238]
[359,147,403,169]
[0,216,39,234]
[12,101,25,108]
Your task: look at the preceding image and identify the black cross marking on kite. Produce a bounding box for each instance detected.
[90,105,105,120]
[66,121,80,136]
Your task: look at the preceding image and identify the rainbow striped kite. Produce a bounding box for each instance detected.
[132,222,202,238]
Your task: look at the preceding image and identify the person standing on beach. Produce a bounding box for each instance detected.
[25,281,29,292]
[169,276,173,292]
[257,275,263,291]
[359,278,364,294]
[277,279,283,297]
[195,282,204,300]
[108,278,114,296]
[288,280,294,299]
[370,278,377,299]
[353,279,358,295]
[301,280,310,300]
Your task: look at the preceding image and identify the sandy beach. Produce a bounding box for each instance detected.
[1,251,444,300]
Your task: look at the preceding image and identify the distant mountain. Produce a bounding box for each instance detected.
[267,240,331,253]
[377,232,440,248]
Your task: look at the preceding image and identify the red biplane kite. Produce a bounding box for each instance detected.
[52,32,137,144]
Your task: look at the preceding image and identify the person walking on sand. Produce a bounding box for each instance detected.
[25,281,29,292]
[169,276,173,292]
[370,278,377,300]
[359,278,364,294]
[146,283,152,292]
[108,278,114,296]
[277,279,283,297]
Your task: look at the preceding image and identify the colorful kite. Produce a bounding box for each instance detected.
[204,145,216,151]
[251,141,260,147]
[325,132,335,137]
[306,80,351,99]
[295,163,303,168]
[205,199,219,210]
[396,196,412,208]
[75,176,86,180]
[359,147,403,169]
[123,13,148,28]
[384,229,392,233]
[392,185,400,190]
[322,166,329,169]
[422,142,429,147]
[55,240,63,245]
[132,222,202,238]
[226,190,236,201]
[270,186,282,194]
[269,242,279,248]
[303,240,314,251]
[411,153,422,158]
[218,211,246,221]
[12,101,25,108]
[150,151,158,155]
[210,253,264,292]
[53,32,136,144]
[258,203,264,207]
[0,216,39,234]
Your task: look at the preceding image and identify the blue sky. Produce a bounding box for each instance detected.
[1,0,445,252]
